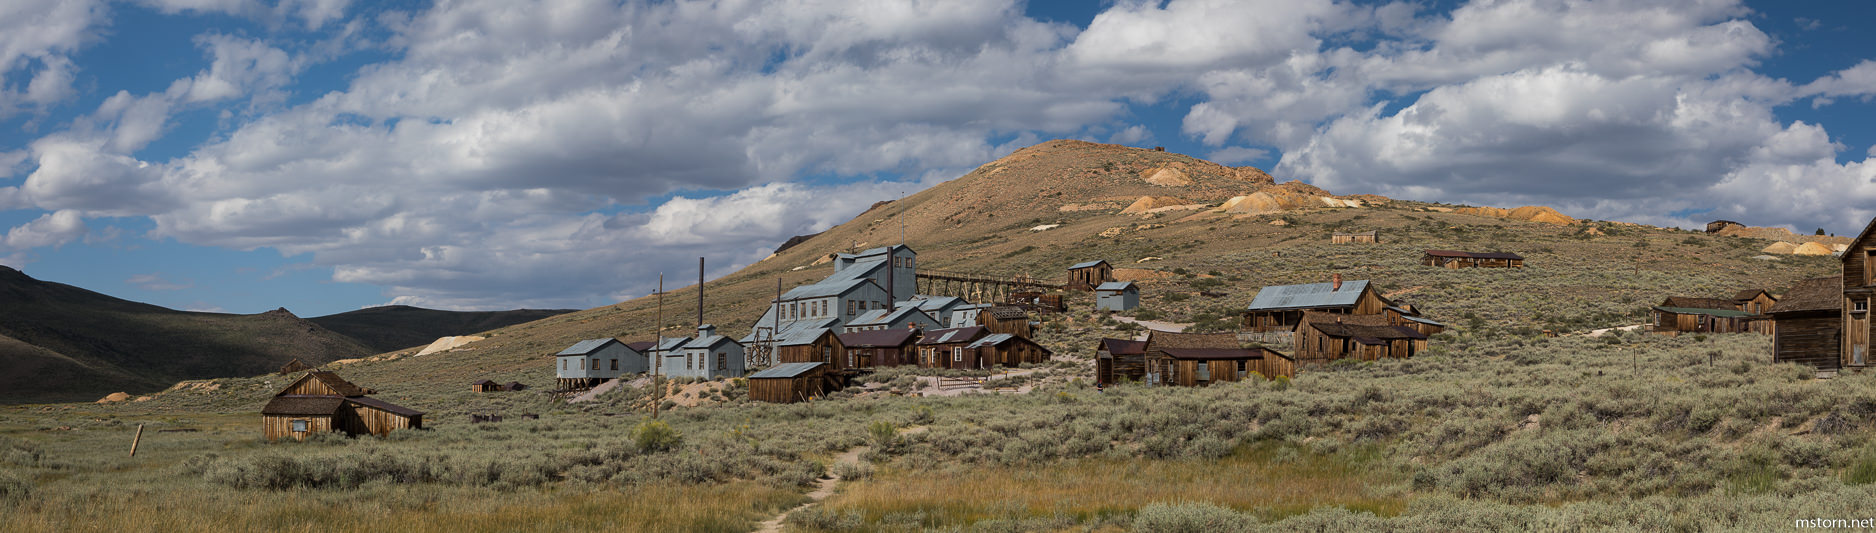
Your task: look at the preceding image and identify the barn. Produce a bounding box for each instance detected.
[1293,312,1427,362]
[747,362,834,403]
[968,333,1053,367]
[1422,250,1524,268]
[1140,330,1294,386]
[1095,281,1139,311]
[838,328,919,368]
[1095,338,1147,386]
[1066,260,1115,291]
[914,326,990,369]
[1770,277,1841,371]
[1242,274,1388,333]
[262,372,422,441]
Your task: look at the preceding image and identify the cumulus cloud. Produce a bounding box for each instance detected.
[2,210,86,250]
[0,0,106,116]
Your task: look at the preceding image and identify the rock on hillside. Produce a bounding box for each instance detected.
[1715,224,1853,246]
[1455,205,1577,225]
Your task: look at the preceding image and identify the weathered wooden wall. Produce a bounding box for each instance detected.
[263,415,333,441]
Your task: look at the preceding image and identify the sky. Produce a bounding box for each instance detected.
[1,0,1874,316]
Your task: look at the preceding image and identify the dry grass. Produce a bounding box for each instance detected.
[814,444,1405,529]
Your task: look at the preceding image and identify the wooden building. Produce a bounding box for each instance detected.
[1384,305,1446,335]
[776,327,846,371]
[1008,291,1066,313]
[1141,330,1294,386]
[1771,277,1841,371]
[1651,306,1752,335]
[1331,230,1378,244]
[262,372,422,441]
[914,326,990,369]
[278,358,312,375]
[1422,250,1524,268]
[1066,260,1115,291]
[1242,274,1389,333]
[838,328,919,368]
[1293,312,1427,362]
[968,333,1053,367]
[1095,338,1147,386]
[978,306,1034,337]
[1095,281,1139,311]
[1844,217,1876,368]
[1735,289,1779,335]
[845,305,941,333]
[747,362,834,403]
[471,380,500,393]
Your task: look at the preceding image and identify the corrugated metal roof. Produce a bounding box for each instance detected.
[346,396,425,417]
[839,328,917,347]
[1402,315,1446,327]
[966,333,1015,349]
[1095,281,1135,291]
[688,333,739,349]
[912,295,962,311]
[556,338,618,356]
[748,362,825,379]
[781,277,873,300]
[1068,260,1109,270]
[916,326,987,345]
[653,337,692,352]
[1653,306,1754,318]
[740,317,840,343]
[1244,280,1371,311]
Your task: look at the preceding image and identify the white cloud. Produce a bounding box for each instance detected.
[2,210,86,250]
[179,34,301,104]
[0,0,106,116]
[1108,125,1152,145]
[127,273,193,291]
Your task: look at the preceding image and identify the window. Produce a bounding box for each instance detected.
[579,359,585,370]
[1857,300,1870,313]
[1868,250,1876,285]
[847,300,856,315]
[290,419,309,432]
[611,359,618,371]
[953,347,963,362]
[822,345,831,363]
[790,302,798,318]
[717,352,726,370]
[561,360,567,370]
[686,353,693,370]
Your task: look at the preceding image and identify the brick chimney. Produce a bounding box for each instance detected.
[1332,273,1343,291]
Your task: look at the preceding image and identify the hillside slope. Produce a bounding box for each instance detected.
[309,305,578,353]
[98,139,1843,416]
[0,266,378,404]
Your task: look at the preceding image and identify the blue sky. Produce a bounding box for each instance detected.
[2,0,1874,316]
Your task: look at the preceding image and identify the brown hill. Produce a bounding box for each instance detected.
[1454,205,1577,225]
[1716,225,1852,246]
[308,305,578,353]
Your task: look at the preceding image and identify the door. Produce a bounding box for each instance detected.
[1097,357,1112,385]
[1854,308,1869,366]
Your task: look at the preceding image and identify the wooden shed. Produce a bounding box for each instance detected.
[776,327,847,370]
[278,358,312,375]
[838,328,919,368]
[1384,305,1447,335]
[747,362,833,403]
[1141,330,1294,386]
[471,380,500,393]
[1066,260,1115,291]
[1422,250,1524,268]
[1331,230,1378,244]
[1242,275,1389,333]
[1095,338,1146,386]
[914,326,990,369]
[1650,299,1753,336]
[968,333,1053,368]
[1293,312,1427,363]
[1770,277,1842,371]
[978,306,1034,337]
[1734,289,1779,335]
[1008,291,1066,313]
[262,372,421,441]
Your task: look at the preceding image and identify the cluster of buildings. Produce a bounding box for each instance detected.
[1649,290,1778,336]
[1771,217,1876,372]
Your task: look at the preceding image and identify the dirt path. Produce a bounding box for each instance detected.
[754,426,927,532]
[913,368,1044,397]
[1111,316,1193,334]
[1582,324,1645,338]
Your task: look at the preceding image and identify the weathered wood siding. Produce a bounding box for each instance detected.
[281,378,345,396]
[342,403,420,437]
[263,415,333,441]
[778,334,846,370]
[749,368,828,403]
[1774,312,1840,370]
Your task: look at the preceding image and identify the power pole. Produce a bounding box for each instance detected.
[653,273,664,419]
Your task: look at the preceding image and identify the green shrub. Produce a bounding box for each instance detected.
[867,421,899,451]
[832,460,873,481]
[632,419,683,453]
[1132,501,1258,532]
[0,470,29,503]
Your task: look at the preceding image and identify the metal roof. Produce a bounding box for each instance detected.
[688,333,740,350]
[838,328,917,347]
[740,317,840,344]
[1068,260,1109,270]
[1095,281,1136,291]
[653,337,691,352]
[912,295,963,311]
[556,338,619,356]
[1653,306,1754,318]
[346,396,425,417]
[1244,280,1371,311]
[747,362,825,379]
[1424,250,1524,260]
[1401,315,1446,327]
[780,277,874,300]
[916,326,988,345]
[966,333,1015,349]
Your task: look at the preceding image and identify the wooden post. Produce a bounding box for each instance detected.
[129,424,144,457]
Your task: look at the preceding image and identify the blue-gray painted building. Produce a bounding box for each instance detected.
[555,338,647,389]
[665,325,745,379]
[1095,281,1140,311]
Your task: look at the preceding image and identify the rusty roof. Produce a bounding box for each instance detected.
[1098,338,1146,356]
[1298,312,1427,340]
[915,326,988,345]
[1144,330,1239,350]
[1770,277,1841,314]
[261,395,345,416]
[838,328,918,348]
[1423,250,1524,260]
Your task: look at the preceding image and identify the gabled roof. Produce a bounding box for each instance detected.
[776,327,836,347]
[1844,216,1876,265]
[1659,297,1739,311]
[1068,260,1110,270]
[1143,330,1239,350]
[1733,289,1775,302]
[985,306,1028,320]
[1096,281,1136,292]
[557,338,622,356]
[780,277,876,300]
[301,371,368,397]
[1424,250,1524,260]
[473,379,496,386]
[652,337,692,352]
[346,396,425,417]
[741,317,841,344]
[1160,347,1271,360]
[262,395,344,416]
[626,341,656,352]
[1653,306,1754,318]
[966,333,1015,349]
[1770,277,1841,314]
[748,362,825,379]
[687,332,740,350]
[838,328,917,348]
[910,295,964,312]
[851,306,935,327]
[916,326,988,345]
[1098,338,1146,356]
[1245,280,1371,311]
[1298,312,1427,340]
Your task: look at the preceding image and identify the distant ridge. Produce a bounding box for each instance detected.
[309,305,577,353]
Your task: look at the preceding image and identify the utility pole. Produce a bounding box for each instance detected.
[653,273,663,419]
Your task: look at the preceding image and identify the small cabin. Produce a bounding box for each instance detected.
[968,333,1053,368]
[776,327,846,371]
[1293,312,1427,362]
[1095,281,1139,311]
[1095,338,1147,386]
[1242,275,1389,333]
[1383,305,1447,335]
[471,380,500,393]
[1651,297,1753,336]
[914,326,990,369]
[1141,330,1294,387]
[1066,260,1115,291]
[278,358,312,375]
[262,372,422,441]
[1422,250,1524,268]
[838,328,919,368]
[1770,277,1841,371]
[1734,289,1779,335]
[748,362,834,403]
[978,306,1034,337]
[1331,230,1378,244]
